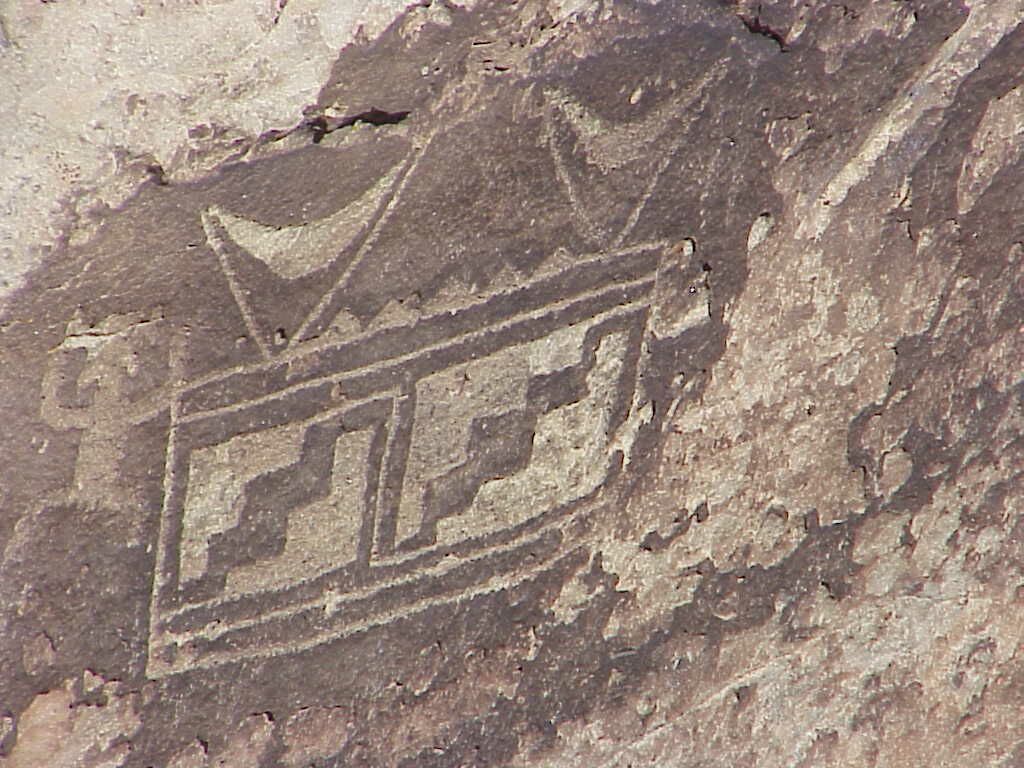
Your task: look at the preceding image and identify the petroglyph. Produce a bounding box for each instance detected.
[394,316,636,549]
[446,330,633,545]
[0,15,775,729]
[129,52,729,674]
[224,426,374,594]
[144,238,698,676]
[543,87,687,173]
[179,421,305,586]
[39,314,172,506]
[542,64,725,246]
[202,160,404,280]
[128,64,720,671]
[3,4,1024,767]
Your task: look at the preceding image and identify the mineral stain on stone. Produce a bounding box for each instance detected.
[1,1,1022,766]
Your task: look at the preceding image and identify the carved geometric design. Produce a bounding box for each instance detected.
[147,241,669,677]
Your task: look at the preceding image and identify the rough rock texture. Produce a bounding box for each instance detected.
[0,0,433,300]
[1,1,1023,766]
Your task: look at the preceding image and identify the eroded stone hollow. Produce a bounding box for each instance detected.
[1,1,1022,766]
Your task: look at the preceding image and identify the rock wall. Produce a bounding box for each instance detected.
[1,1,1022,766]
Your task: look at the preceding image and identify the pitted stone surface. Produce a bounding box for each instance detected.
[1,2,1022,766]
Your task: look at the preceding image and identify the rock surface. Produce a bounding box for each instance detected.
[1,1,1023,766]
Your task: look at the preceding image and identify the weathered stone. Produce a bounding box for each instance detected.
[1,1,1022,766]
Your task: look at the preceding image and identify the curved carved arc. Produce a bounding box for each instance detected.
[204,159,405,281]
[541,62,726,247]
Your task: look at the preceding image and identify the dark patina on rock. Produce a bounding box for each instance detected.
[1,2,1022,766]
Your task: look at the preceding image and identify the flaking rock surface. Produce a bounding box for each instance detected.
[1,1,1022,767]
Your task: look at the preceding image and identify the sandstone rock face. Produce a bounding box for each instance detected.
[0,0,429,300]
[1,2,1022,766]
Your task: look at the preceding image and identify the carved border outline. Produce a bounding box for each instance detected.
[147,241,670,677]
